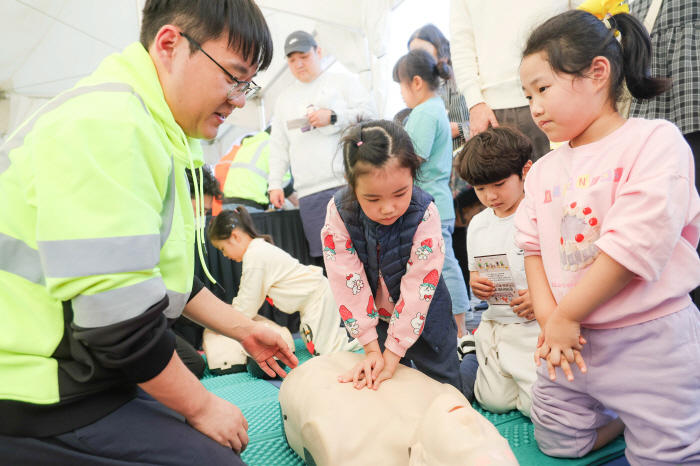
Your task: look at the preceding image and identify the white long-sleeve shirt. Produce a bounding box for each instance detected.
[268,71,377,199]
[450,0,582,111]
[232,238,327,318]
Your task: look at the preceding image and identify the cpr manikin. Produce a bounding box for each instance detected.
[279,352,517,466]
[203,315,295,375]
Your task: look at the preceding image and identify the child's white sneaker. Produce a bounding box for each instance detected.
[457,333,476,361]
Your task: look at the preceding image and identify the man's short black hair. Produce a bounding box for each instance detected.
[455,126,533,186]
[140,0,273,71]
[186,167,222,200]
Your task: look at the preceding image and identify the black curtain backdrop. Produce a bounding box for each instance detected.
[181,210,312,346]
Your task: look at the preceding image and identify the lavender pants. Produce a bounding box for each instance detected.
[531,303,700,466]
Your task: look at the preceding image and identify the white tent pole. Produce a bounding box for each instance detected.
[136,0,143,28]
[258,97,266,130]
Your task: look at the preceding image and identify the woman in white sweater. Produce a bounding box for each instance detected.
[209,207,361,356]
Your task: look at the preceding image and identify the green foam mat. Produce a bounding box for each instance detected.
[471,400,528,426]
[241,436,305,466]
[201,339,626,465]
[498,420,626,466]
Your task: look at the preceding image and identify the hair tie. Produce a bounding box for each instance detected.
[357,141,363,146]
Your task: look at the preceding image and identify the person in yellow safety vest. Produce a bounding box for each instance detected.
[221,126,295,213]
[0,0,297,464]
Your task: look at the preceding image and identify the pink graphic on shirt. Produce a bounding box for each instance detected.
[324,235,336,261]
[390,299,405,325]
[419,270,439,301]
[416,238,433,260]
[559,202,601,272]
[345,238,356,255]
[411,312,426,335]
[345,272,364,295]
[366,295,378,319]
[339,305,359,335]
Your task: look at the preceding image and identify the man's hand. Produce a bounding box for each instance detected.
[308,109,332,128]
[240,322,299,378]
[511,289,534,320]
[469,103,499,137]
[269,189,285,209]
[187,393,249,454]
[470,273,494,300]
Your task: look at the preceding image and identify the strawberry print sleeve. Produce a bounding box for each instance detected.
[321,199,379,346]
[385,202,445,357]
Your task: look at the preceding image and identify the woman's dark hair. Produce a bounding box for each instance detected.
[140,0,273,71]
[186,167,222,201]
[392,49,452,91]
[455,127,532,186]
[523,10,669,105]
[408,24,452,67]
[340,119,421,192]
[208,206,273,244]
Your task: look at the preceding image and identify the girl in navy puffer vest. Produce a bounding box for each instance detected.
[322,119,462,392]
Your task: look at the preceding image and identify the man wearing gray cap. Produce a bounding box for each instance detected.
[268,30,376,264]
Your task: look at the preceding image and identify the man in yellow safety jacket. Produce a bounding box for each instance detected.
[0,1,297,464]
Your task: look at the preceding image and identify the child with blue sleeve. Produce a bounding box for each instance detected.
[393,49,473,338]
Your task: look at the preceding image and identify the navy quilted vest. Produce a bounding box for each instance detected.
[334,186,453,350]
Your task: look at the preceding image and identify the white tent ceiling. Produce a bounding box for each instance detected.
[0,0,401,162]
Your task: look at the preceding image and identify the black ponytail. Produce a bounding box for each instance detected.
[523,10,669,105]
[209,207,274,244]
[613,13,670,99]
[392,49,452,91]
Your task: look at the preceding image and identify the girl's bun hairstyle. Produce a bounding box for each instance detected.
[408,24,452,67]
[340,119,421,193]
[392,49,453,91]
[208,206,273,244]
[523,10,670,104]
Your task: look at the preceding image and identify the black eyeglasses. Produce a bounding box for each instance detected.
[180,32,261,100]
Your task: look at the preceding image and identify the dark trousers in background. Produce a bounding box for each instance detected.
[493,106,551,162]
[0,389,246,466]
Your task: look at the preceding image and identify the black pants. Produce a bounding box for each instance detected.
[374,317,462,395]
[0,390,245,466]
[175,333,205,379]
[685,131,700,309]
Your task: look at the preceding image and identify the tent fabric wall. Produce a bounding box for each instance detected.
[0,0,396,158]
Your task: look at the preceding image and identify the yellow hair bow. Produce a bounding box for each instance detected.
[577,0,629,20]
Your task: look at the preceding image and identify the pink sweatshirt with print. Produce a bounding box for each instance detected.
[515,118,700,329]
[322,200,445,357]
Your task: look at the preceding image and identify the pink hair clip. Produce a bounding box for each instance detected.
[357,141,363,146]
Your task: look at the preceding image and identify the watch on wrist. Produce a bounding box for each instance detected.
[330,111,337,125]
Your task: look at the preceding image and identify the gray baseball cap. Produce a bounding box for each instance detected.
[284,31,317,56]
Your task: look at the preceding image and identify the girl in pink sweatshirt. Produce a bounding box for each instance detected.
[322,119,462,393]
[515,6,700,465]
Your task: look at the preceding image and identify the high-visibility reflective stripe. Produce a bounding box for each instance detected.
[71,277,167,328]
[0,82,149,177]
[160,156,176,247]
[0,233,45,286]
[164,289,192,319]
[38,234,160,278]
[229,140,270,179]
